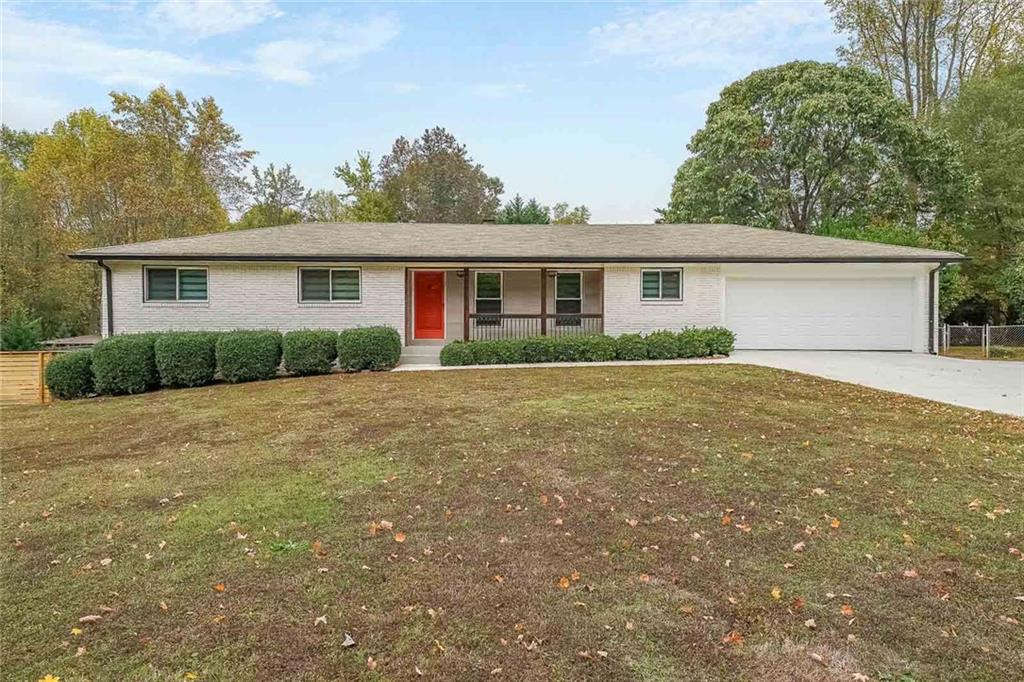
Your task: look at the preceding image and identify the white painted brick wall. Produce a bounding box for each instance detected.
[603,265,723,335]
[105,262,406,343]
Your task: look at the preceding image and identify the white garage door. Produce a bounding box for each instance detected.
[725,278,914,350]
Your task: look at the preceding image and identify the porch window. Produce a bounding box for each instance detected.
[641,269,682,301]
[299,268,360,302]
[475,272,502,325]
[555,272,582,326]
[145,266,208,302]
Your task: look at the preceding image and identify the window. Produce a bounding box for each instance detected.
[555,272,582,326]
[475,271,502,325]
[145,267,207,302]
[299,268,360,302]
[641,269,683,301]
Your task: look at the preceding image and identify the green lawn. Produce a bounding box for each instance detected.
[2,365,1022,681]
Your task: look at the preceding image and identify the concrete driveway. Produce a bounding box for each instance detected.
[728,351,1023,417]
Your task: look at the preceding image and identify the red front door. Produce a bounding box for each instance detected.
[413,271,445,339]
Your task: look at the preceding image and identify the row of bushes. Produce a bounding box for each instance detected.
[439,327,735,366]
[45,327,402,400]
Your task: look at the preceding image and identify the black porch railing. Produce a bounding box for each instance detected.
[467,314,603,341]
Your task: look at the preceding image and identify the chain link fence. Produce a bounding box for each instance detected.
[941,324,1024,360]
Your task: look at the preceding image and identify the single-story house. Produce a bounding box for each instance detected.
[70,222,965,353]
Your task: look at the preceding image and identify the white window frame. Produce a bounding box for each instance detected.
[143,265,209,303]
[474,270,503,314]
[640,268,683,302]
[298,267,362,304]
[554,271,583,312]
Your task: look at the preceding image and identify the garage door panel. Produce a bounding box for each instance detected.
[725,278,913,350]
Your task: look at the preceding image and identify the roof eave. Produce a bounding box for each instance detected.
[68,253,968,264]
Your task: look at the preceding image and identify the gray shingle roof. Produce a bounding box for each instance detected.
[70,222,965,263]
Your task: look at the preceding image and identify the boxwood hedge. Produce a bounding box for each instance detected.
[154,332,219,388]
[91,334,159,395]
[44,350,95,400]
[439,327,735,367]
[337,326,401,372]
[283,330,338,376]
[216,331,283,383]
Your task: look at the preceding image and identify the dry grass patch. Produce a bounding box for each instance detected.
[2,365,1022,681]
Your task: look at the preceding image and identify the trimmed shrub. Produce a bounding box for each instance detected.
[336,326,401,372]
[520,336,559,364]
[676,328,709,358]
[644,330,679,360]
[154,332,219,387]
[551,334,616,362]
[283,330,339,376]
[216,331,283,383]
[439,341,476,367]
[613,333,647,361]
[703,327,735,355]
[92,334,159,395]
[45,350,94,400]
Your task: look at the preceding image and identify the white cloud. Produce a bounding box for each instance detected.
[1,11,228,88]
[1,9,400,92]
[1,80,67,130]
[472,82,528,99]
[589,0,839,73]
[248,15,400,84]
[150,0,283,40]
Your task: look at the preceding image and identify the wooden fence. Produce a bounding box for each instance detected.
[0,351,56,406]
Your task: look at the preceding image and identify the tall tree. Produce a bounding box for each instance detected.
[378,127,503,223]
[551,202,591,225]
[2,87,250,336]
[234,163,308,228]
[660,61,966,234]
[110,86,254,210]
[334,152,395,222]
[305,189,349,222]
[498,194,550,224]
[828,0,1024,117]
[937,63,1024,322]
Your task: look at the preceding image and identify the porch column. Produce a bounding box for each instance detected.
[462,267,470,342]
[540,268,548,336]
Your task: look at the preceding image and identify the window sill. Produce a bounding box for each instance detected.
[640,299,686,305]
[143,301,209,307]
[298,301,363,306]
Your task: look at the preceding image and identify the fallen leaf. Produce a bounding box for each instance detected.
[314,615,327,626]
[393,532,407,543]
[804,618,817,629]
[494,575,505,583]
[771,586,782,600]
[570,570,580,582]
[830,518,841,529]
[558,576,570,589]
[159,601,168,611]
[626,518,638,528]
[183,674,197,681]
[840,604,855,617]
[38,676,61,682]
[99,558,112,567]
[379,520,393,531]
[367,656,377,670]
[342,633,356,647]
[811,488,826,496]
[78,615,102,623]
[721,630,744,646]
[720,514,732,526]
[902,569,919,579]
[212,582,226,592]
[792,541,806,552]
[792,597,806,610]
[809,652,826,666]
[70,627,82,636]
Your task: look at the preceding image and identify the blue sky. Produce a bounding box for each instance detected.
[2,1,844,222]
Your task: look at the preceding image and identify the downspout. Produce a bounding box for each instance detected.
[97,259,114,338]
[927,263,946,355]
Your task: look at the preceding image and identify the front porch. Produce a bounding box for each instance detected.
[404,268,604,344]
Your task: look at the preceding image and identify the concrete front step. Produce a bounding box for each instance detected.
[399,346,443,366]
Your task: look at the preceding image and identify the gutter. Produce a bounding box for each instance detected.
[69,254,969,265]
[928,263,947,354]
[97,259,114,338]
